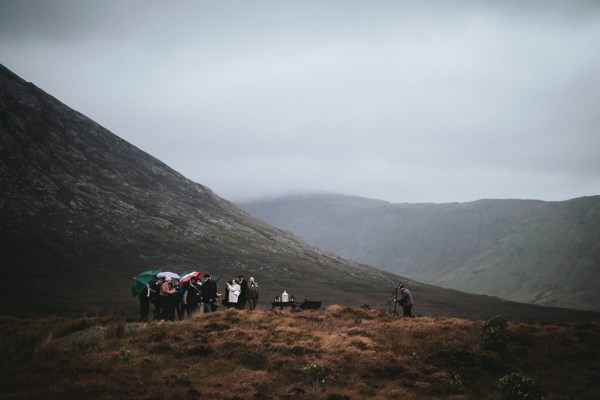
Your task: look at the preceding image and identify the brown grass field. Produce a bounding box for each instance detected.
[1,306,599,400]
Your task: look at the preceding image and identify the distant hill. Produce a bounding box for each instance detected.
[239,193,600,312]
[1,64,597,322]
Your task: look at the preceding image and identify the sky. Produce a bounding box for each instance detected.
[1,0,599,204]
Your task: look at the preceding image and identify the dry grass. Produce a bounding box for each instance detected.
[0,308,598,400]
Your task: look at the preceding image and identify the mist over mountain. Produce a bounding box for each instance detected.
[1,64,598,322]
[239,193,600,312]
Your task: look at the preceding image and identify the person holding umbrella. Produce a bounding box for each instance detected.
[138,287,151,321]
[132,269,161,321]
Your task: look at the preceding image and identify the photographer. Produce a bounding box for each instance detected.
[395,285,414,318]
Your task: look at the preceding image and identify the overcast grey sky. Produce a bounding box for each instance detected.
[1,1,599,203]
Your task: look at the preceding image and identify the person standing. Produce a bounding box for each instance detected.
[201,273,216,313]
[151,277,164,320]
[226,278,241,309]
[395,285,414,318]
[173,279,184,320]
[237,275,248,310]
[183,276,202,316]
[138,285,151,321]
[246,277,260,310]
[160,277,176,321]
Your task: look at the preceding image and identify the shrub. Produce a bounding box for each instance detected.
[300,364,327,389]
[141,355,155,365]
[498,372,545,400]
[410,352,422,365]
[118,347,132,363]
[450,373,463,392]
[482,315,509,350]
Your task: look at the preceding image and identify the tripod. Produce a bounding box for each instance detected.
[386,286,400,317]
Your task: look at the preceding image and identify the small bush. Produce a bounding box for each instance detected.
[300,364,327,389]
[498,372,545,400]
[410,352,422,365]
[450,373,463,392]
[482,315,509,350]
[118,347,132,363]
[141,355,155,365]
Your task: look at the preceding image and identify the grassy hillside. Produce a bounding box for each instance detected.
[239,194,600,311]
[1,307,598,399]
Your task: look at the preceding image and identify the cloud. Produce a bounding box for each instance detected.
[1,0,599,203]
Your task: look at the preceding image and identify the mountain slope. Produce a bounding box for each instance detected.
[0,64,392,313]
[239,194,600,311]
[2,64,597,322]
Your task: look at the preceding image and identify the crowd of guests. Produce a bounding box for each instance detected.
[138,273,261,321]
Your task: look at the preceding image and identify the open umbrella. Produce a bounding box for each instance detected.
[157,271,180,280]
[180,271,201,283]
[132,269,161,297]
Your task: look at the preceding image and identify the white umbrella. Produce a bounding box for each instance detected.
[157,271,180,280]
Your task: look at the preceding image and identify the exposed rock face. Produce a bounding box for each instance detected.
[240,194,600,312]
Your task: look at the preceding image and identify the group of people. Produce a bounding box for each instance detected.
[138,273,261,321]
[224,275,261,311]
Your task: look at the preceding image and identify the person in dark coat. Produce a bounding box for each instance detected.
[246,276,260,310]
[237,275,248,310]
[150,277,164,320]
[138,285,151,321]
[201,273,217,313]
[184,277,202,316]
[173,279,184,320]
[395,285,414,318]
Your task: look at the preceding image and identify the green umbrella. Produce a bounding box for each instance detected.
[131,269,161,297]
